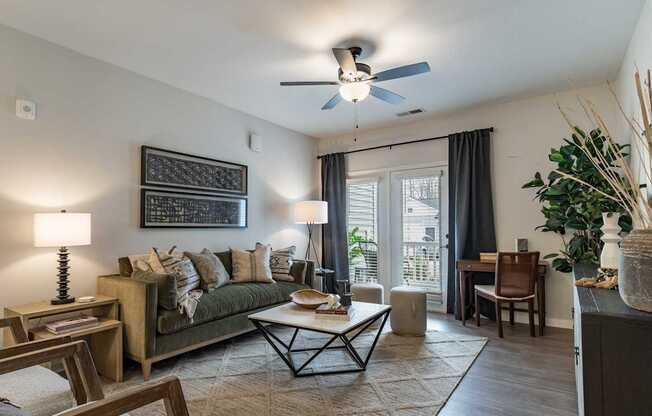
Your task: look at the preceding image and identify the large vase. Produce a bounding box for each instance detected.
[600,213,621,270]
[619,229,652,312]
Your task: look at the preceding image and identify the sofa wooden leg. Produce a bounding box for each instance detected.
[142,359,152,381]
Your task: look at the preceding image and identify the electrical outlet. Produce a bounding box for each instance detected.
[16,98,36,120]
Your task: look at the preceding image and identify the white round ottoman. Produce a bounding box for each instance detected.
[352,283,384,329]
[351,282,384,304]
[390,286,427,336]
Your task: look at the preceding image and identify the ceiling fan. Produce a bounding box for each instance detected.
[280,47,430,110]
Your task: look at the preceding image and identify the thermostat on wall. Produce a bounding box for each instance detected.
[250,133,263,152]
[16,98,37,120]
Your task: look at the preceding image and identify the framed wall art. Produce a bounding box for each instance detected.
[140,189,247,228]
[141,146,248,195]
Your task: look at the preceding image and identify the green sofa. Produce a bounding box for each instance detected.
[97,251,316,380]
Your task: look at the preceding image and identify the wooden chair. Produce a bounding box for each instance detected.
[474,252,540,338]
[0,316,188,416]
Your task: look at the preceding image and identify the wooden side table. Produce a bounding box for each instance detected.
[3,295,123,382]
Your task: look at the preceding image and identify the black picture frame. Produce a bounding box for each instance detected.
[140,189,248,229]
[141,145,248,195]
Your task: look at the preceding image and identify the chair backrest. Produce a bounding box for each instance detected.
[495,252,540,297]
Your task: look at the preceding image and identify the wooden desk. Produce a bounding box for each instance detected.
[3,295,123,382]
[457,259,548,335]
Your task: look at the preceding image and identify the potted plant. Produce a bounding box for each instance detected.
[523,132,632,273]
[555,69,652,312]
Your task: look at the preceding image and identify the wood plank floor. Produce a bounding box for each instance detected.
[428,313,578,416]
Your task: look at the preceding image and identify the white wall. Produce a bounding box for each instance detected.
[320,85,621,328]
[0,25,319,321]
[616,0,652,192]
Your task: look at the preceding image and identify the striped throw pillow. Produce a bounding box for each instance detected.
[153,247,201,298]
[231,243,274,283]
[271,246,296,282]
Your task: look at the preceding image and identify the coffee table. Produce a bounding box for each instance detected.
[248,301,391,377]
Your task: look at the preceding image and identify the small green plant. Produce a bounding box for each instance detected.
[522,128,632,272]
[348,227,367,263]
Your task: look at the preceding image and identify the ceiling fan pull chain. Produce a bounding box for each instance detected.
[354,101,359,142]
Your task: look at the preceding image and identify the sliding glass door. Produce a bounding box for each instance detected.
[346,166,448,310]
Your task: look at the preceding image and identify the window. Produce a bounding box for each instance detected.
[346,179,379,284]
[399,173,442,292]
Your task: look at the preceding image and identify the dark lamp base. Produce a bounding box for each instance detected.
[51,296,75,305]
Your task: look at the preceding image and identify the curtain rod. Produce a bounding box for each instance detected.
[317,127,494,160]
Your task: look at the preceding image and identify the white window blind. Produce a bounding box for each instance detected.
[400,173,442,292]
[347,180,379,284]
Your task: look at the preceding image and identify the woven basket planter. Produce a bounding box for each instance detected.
[620,229,652,312]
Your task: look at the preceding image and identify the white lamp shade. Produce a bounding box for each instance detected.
[34,213,91,247]
[294,201,328,224]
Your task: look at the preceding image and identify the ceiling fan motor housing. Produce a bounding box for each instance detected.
[338,63,371,82]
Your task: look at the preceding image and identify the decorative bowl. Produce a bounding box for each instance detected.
[290,289,330,309]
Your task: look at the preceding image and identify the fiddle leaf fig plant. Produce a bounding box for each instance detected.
[522,128,632,272]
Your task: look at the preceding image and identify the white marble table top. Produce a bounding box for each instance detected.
[248,301,391,335]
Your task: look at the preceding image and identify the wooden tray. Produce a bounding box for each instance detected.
[290,289,330,309]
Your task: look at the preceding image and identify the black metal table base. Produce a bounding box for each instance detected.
[251,309,390,377]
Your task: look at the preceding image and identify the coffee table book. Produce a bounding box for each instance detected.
[315,304,351,320]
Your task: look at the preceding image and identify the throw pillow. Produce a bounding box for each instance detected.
[128,254,152,272]
[184,249,230,291]
[148,246,181,274]
[231,243,274,283]
[271,246,296,282]
[153,247,201,298]
[131,270,177,310]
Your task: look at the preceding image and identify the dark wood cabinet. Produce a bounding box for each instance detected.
[573,264,652,416]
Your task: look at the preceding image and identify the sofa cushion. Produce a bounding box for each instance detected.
[157,281,307,335]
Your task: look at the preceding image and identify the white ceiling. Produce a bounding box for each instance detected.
[0,0,645,139]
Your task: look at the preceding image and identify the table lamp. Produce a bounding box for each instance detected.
[34,210,91,305]
[294,200,328,270]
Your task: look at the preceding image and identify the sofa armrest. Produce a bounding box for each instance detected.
[97,275,157,360]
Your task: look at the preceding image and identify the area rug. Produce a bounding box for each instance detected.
[105,327,487,416]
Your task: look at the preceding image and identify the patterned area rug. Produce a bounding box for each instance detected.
[105,327,487,416]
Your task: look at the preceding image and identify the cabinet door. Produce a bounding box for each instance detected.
[573,287,584,416]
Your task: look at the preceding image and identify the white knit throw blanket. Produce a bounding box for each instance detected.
[178,289,203,321]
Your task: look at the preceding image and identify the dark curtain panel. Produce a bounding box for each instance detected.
[446,129,497,320]
[321,153,349,292]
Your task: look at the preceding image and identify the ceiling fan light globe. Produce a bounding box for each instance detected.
[339,82,370,102]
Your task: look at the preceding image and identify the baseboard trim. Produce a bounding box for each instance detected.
[500,310,572,329]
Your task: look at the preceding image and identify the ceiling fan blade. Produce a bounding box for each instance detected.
[370,85,405,105]
[321,93,342,110]
[280,81,338,86]
[372,62,431,82]
[332,48,357,77]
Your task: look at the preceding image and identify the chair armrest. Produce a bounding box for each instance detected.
[0,340,104,405]
[0,336,72,360]
[54,376,188,416]
[0,317,29,344]
[97,275,158,360]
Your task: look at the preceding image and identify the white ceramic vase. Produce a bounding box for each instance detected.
[600,212,621,270]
